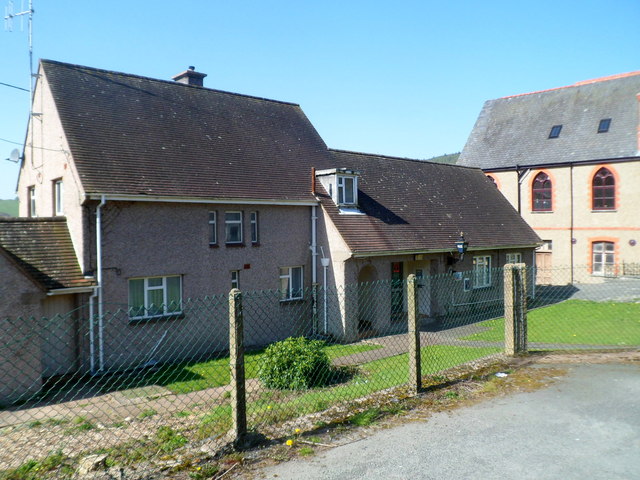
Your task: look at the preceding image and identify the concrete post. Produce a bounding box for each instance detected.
[229,288,246,444]
[407,274,421,392]
[504,264,528,355]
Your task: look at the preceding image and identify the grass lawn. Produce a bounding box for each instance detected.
[462,299,640,346]
[97,342,383,395]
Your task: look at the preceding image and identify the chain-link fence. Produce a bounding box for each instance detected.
[1,265,638,476]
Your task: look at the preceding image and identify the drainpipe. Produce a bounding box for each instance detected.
[320,247,330,334]
[311,205,318,333]
[96,195,106,373]
[570,163,574,284]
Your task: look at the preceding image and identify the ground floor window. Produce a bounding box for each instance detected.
[129,275,182,319]
[506,252,522,264]
[473,255,492,288]
[280,266,303,300]
[592,242,614,276]
[231,270,240,289]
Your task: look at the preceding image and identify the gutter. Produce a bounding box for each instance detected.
[351,244,542,259]
[47,286,95,296]
[85,194,318,207]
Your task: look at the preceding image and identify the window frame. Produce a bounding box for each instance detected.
[53,179,63,216]
[548,125,562,139]
[472,255,492,288]
[225,211,243,244]
[279,266,304,301]
[337,175,357,205]
[231,270,240,290]
[592,167,615,211]
[592,241,615,276]
[532,172,553,212]
[208,211,217,245]
[250,211,259,244]
[128,275,182,320]
[28,186,36,217]
[506,253,522,264]
[597,118,611,133]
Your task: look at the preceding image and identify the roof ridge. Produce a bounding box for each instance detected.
[329,148,479,170]
[500,70,640,99]
[40,59,301,108]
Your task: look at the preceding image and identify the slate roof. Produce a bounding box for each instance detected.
[458,71,640,170]
[40,60,333,202]
[320,150,540,255]
[0,218,93,291]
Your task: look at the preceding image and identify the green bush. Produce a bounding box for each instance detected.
[258,337,331,390]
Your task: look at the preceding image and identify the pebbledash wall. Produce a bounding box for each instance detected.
[80,200,316,371]
[488,160,640,284]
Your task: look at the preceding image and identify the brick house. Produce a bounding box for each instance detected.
[458,72,640,284]
[4,60,539,402]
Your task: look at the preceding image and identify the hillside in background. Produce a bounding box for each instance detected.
[0,198,18,217]
[424,152,460,164]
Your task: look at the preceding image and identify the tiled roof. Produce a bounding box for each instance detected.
[40,60,333,202]
[0,218,93,291]
[458,72,640,170]
[320,150,540,255]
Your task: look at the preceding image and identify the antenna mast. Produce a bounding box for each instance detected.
[4,0,35,98]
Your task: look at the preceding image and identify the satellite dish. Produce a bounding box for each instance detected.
[8,149,21,163]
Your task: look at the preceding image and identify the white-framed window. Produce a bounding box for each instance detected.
[28,186,36,217]
[128,275,182,319]
[473,255,492,288]
[592,241,615,276]
[337,175,356,205]
[250,211,259,244]
[208,211,217,245]
[280,266,303,300]
[53,179,63,216]
[225,211,243,244]
[231,270,240,289]
[506,253,522,264]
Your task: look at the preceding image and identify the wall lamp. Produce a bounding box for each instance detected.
[454,232,469,261]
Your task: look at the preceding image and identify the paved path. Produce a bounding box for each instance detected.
[257,362,640,480]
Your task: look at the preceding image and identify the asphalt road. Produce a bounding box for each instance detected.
[257,362,640,480]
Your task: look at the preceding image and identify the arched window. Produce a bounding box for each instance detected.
[532,172,552,211]
[592,167,615,210]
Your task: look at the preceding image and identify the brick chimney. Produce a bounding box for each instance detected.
[172,66,207,87]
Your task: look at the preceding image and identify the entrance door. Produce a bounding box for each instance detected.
[391,262,404,321]
[535,240,553,285]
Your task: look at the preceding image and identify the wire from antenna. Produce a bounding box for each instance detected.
[0,80,29,92]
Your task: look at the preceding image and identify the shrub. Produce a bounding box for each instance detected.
[258,337,331,390]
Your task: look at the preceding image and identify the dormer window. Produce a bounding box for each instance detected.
[337,175,356,205]
[316,168,361,212]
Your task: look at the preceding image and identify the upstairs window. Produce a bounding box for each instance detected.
[592,167,615,210]
[231,270,240,289]
[337,175,356,205]
[548,125,562,139]
[208,211,217,245]
[250,211,259,244]
[225,211,243,244]
[28,186,36,217]
[532,172,552,211]
[53,179,63,216]
[597,118,611,133]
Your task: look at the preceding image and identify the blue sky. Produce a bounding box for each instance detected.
[1,0,640,199]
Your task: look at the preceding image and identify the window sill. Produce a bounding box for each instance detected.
[209,243,219,248]
[530,210,554,214]
[279,298,305,304]
[591,209,617,213]
[472,285,492,290]
[129,313,185,324]
[251,242,260,247]
[225,243,245,248]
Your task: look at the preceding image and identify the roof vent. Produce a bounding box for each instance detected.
[172,66,207,87]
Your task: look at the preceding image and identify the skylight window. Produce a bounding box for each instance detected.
[598,118,611,133]
[548,125,562,139]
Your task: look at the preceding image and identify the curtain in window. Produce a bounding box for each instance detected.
[129,279,145,317]
[166,276,182,312]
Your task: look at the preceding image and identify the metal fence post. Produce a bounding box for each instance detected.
[229,288,247,444]
[407,274,421,392]
[504,264,528,355]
